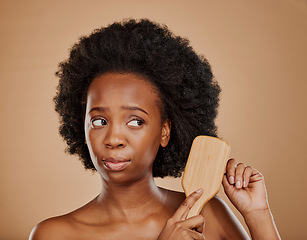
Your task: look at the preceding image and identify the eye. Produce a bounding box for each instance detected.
[127,119,144,127]
[91,118,107,128]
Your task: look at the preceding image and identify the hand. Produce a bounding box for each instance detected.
[222,158,269,217]
[157,189,205,240]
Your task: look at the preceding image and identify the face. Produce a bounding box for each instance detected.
[84,72,170,185]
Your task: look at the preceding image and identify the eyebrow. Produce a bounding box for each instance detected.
[122,106,148,115]
[89,106,148,115]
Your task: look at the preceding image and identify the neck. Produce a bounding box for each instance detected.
[96,173,165,221]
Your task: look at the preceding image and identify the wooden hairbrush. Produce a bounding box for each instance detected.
[181,136,230,218]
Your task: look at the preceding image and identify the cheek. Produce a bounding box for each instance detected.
[85,132,108,175]
[84,118,92,145]
[85,129,103,162]
[132,128,162,164]
[86,140,98,165]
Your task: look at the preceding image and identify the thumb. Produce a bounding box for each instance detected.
[222,174,235,195]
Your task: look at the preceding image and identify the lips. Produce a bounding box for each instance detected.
[102,157,131,171]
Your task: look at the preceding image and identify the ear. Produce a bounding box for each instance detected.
[160,119,171,147]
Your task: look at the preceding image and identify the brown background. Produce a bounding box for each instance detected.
[1,0,306,239]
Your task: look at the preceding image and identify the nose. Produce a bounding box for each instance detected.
[103,124,126,149]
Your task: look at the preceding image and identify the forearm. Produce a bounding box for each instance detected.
[244,209,281,240]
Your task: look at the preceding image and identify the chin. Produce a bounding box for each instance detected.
[100,169,153,186]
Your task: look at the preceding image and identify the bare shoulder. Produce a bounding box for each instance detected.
[29,214,74,240]
[201,196,250,239]
[158,187,186,208]
[29,197,101,240]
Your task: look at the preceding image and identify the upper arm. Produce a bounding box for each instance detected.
[200,196,250,240]
[29,218,69,240]
[29,222,45,240]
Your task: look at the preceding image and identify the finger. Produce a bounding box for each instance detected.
[180,189,203,220]
[222,173,232,190]
[187,229,205,240]
[234,163,245,189]
[242,166,253,187]
[249,168,264,183]
[195,215,205,233]
[181,215,205,234]
[172,189,203,221]
[225,158,237,185]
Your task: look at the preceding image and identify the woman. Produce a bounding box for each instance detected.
[30,19,280,239]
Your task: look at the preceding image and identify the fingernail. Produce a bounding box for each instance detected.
[195,188,203,194]
[229,176,235,184]
[236,181,241,188]
[243,181,247,187]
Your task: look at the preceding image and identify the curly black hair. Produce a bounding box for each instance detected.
[54,18,220,178]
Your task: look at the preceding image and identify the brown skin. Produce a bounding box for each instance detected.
[29,73,280,240]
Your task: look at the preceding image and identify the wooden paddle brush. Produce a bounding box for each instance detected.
[181,136,230,218]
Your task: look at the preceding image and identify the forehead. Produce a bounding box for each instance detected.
[86,72,161,112]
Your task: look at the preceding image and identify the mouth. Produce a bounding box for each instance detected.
[102,157,131,171]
